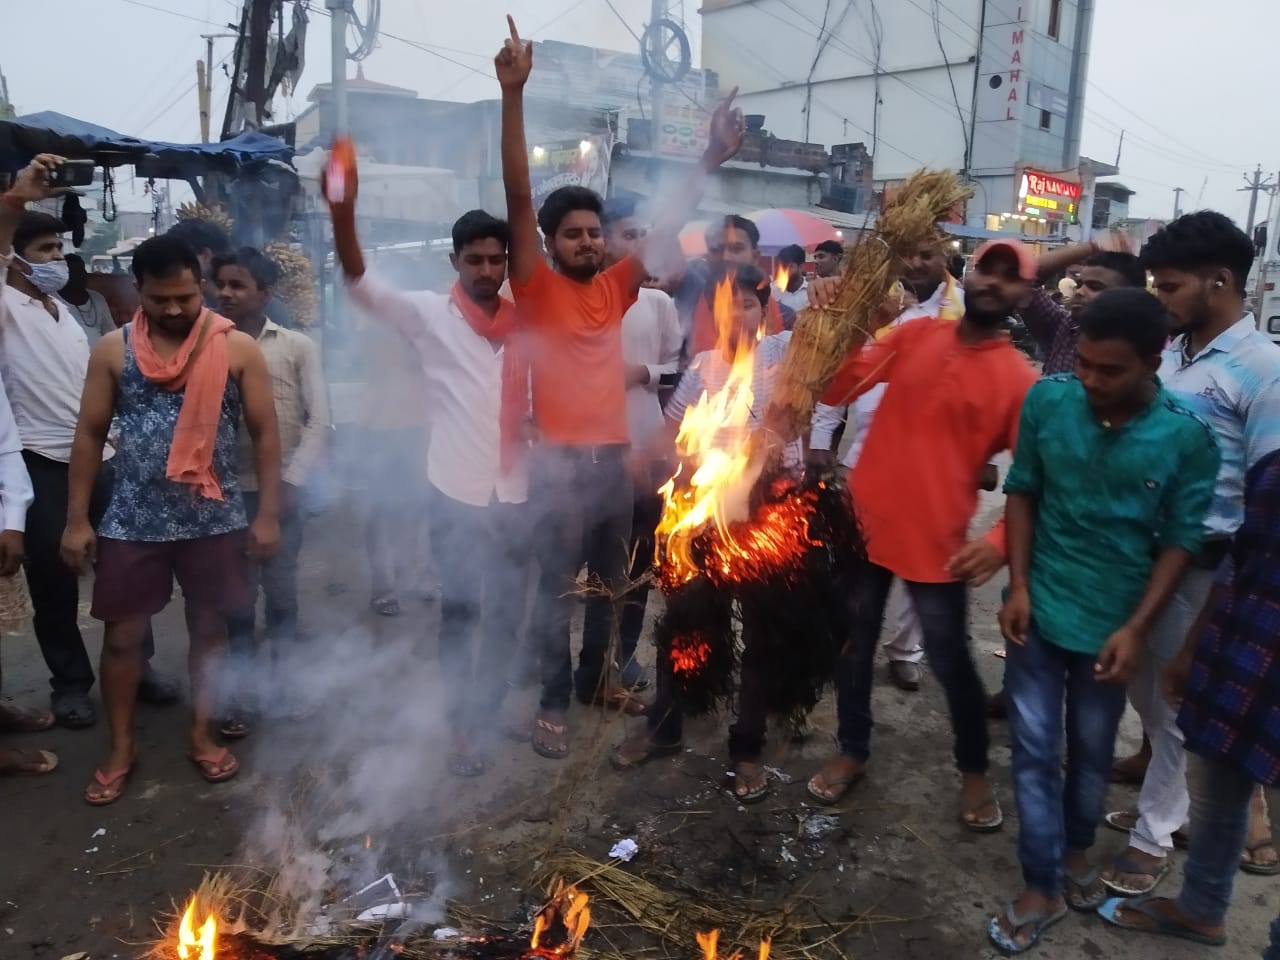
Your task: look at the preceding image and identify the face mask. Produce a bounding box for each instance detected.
[15,256,70,295]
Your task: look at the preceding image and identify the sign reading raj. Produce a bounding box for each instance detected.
[1017,169,1082,223]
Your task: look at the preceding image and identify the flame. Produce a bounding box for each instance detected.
[697,930,720,960]
[759,936,771,960]
[656,277,767,589]
[774,264,791,292]
[364,834,372,850]
[176,899,217,960]
[530,884,590,957]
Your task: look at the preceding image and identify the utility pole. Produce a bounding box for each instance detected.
[326,0,349,135]
[242,0,275,130]
[649,0,666,157]
[1173,186,1186,219]
[1240,164,1276,234]
[198,32,237,142]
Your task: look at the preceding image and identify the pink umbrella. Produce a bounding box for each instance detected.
[746,208,839,254]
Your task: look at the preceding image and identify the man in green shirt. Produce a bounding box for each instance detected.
[987,287,1220,954]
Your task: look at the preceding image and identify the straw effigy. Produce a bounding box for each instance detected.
[764,169,973,441]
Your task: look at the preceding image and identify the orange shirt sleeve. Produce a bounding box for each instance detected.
[819,317,921,406]
[600,255,642,324]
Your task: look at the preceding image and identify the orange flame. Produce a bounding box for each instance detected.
[530,884,590,957]
[531,914,548,950]
[656,277,767,588]
[774,265,791,292]
[176,898,217,960]
[759,936,772,960]
[697,930,720,960]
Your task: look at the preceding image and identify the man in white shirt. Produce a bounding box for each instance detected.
[772,244,809,315]
[602,197,683,690]
[808,242,966,692]
[328,171,532,777]
[216,248,331,735]
[0,163,174,729]
[57,254,114,346]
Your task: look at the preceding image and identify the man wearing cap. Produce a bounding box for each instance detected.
[804,239,1038,834]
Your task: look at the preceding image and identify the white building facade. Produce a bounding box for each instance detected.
[701,0,1098,238]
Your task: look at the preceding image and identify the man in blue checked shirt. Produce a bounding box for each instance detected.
[1101,211,1280,897]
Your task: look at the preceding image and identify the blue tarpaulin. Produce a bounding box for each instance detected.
[0,111,294,176]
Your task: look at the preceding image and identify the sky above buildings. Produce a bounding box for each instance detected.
[5,0,1277,224]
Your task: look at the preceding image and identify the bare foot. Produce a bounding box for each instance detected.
[731,760,769,802]
[806,755,866,804]
[1102,846,1169,895]
[0,747,57,775]
[960,772,1002,831]
[1241,786,1279,873]
[1109,896,1225,942]
[989,890,1066,952]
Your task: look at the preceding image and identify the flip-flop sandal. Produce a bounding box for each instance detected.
[805,768,865,806]
[1064,867,1108,912]
[0,748,58,775]
[1097,895,1227,946]
[1101,853,1170,896]
[727,767,770,805]
[447,752,491,778]
[531,717,569,760]
[1241,839,1280,876]
[0,706,56,733]
[189,747,239,783]
[1103,810,1189,849]
[608,738,682,771]
[960,795,1004,833]
[986,899,1068,954]
[219,716,251,740]
[85,764,132,806]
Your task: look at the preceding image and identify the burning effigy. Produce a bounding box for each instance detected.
[653,170,973,716]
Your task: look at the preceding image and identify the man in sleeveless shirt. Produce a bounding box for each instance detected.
[62,234,282,806]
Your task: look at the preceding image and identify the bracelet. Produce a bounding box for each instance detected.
[1,193,25,211]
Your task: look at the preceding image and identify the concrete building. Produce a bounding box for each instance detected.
[701,0,1101,239]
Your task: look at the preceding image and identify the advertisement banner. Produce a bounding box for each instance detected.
[528,135,613,208]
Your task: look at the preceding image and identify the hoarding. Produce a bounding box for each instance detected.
[1017,169,1081,224]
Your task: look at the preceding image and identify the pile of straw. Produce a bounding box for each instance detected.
[765,170,973,441]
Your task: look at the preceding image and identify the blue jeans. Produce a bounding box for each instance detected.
[1175,753,1255,926]
[834,562,989,772]
[528,445,634,711]
[428,487,532,735]
[1005,625,1128,896]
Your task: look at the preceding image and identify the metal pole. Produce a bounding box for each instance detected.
[199,33,236,142]
[1173,187,1186,220]
[649,0,665,163]
[327,0,349,135]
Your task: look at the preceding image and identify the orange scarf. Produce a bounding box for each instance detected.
[690,290,785,355]
[450,282,530,474]
[131,308,234,500]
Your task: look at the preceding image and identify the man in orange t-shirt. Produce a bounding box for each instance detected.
[804,240,1039,835]
[495,17,744,760]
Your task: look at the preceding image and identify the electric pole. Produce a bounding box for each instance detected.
[650,0,666,155]
[1173,186,1186,220]
[327,0,349,135]
[198,32,236,142]
[1241,165,1276,234]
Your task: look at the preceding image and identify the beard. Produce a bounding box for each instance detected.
[964,301,1010,328]
[554,252,602,282]
[904,275,942,301]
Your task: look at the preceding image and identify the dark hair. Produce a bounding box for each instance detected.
[165,217,231,256]
[814,239,843,257]
[131,235,204,285]
[1078,287,1169,357]
[13,211,66,256]
[729,262,771,308]
[211,246,279,290]
[451,209,510,253]
[1081,251,1146,288]
[1140,211,1255,295]
[948,254,966,280]
[719,215,759,249]
[537,186,603,237]
[777,243,805,267]
[601,195,638,229]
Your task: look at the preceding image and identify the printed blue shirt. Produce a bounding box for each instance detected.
[1158,314,1280,539]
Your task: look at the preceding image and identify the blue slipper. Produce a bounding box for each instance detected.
[1097,896,1227,946]
[986,900,1068,955]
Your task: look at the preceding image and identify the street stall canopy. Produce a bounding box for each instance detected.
[0,111,295,178]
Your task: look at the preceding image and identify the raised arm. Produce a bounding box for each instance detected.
[324,157,367,281]
[0,154,64,256]
[495,16,541,286]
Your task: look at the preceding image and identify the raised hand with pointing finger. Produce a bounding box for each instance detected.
[703,88,746,169]
[495,15,533,90]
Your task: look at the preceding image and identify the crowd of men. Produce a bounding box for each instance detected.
[1,16,1279,957]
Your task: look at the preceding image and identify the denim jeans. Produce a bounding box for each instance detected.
[225,493,305,705]
[1267,916,1280,960]
[1005,625,1128,896]
[1175,753,1256,926]
[528,445,634,711]
[428,487,532,735]
[834,561,989,772]
[647,612,770,762]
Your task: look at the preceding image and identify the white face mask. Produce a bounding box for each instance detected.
[15,255,70,295]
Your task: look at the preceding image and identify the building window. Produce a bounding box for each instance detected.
[1039,109,1052,130]
[1048,0,1062,40]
